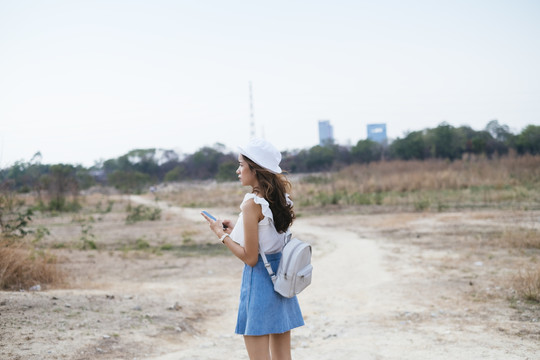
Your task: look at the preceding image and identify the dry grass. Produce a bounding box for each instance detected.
[294,155,540,210]
[153,181,244,209]
[335,155,540,192]
[498,227,540,249]
[129,155,540,213]
[0,239,64,290]
[515,267,540,302]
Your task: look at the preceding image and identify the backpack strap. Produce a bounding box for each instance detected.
[259,247,277,284]
[285,229,292,244]
[259,229,292,284]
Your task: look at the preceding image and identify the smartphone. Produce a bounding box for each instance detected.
[202,210,228,229]
[201,210,216,221]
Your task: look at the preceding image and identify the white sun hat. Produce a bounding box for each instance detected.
[238,138,282,174]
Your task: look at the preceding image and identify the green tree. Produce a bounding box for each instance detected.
[216,161,238,182]
[107,170,151,194]
[186,147,222,179]
[426,123,462,160]
[41,164,80,211]
[485,119,512,142]
[389,131,426,160]
[164,166,185,182]
[515,125,540,155]
[351,139,382,163]
[306,145,335,171]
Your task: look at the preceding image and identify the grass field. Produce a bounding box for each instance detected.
[0,156,539,359]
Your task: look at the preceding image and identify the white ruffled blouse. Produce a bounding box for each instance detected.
[229,193,292,255]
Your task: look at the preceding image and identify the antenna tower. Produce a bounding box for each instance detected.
[249,81,255,139]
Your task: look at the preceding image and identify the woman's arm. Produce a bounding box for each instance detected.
[232,199,262,267]
[203,199,262,267]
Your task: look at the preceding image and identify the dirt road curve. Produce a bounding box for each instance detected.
[131,196,538,360]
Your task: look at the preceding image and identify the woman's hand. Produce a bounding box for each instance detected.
[222,219,235,231]
[201,212,231,237]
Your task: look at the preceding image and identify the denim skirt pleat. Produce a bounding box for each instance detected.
[235,252,305,336]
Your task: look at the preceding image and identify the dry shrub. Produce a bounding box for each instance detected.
[293,155,540,209]
[0,239,64,290]
[515,267,540,302]
[499,228,540,249]
[157,181,244,208]
[334,155,540,193]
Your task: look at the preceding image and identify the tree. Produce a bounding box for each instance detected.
[485,119,512,142]
[351,139,382,163]
[389,131,426,160]
[515,125,540,155]
[305,145,335,171]
[426,123,462,160]
[216,161,238,182]
[42,164,80,211]
[0,181,33,238]
[107,170,151,194]
[164,166,185,182]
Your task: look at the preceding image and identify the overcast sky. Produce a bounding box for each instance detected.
[1,0,539,167]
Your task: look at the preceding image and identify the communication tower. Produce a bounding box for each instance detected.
[249,82,255,139]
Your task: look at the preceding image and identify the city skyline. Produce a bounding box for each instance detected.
[1,1,538,167]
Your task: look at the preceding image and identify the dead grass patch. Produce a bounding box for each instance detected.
[155,181,244,208]
[515,267,540,302]
[294,155,540,211]
[497,228,540,249]
[0,239,64,290]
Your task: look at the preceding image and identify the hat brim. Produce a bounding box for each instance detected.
[238,146,282,174]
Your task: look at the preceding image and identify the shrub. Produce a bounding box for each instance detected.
[0,239,64,290]
[0,184,33,238]
[515,267,540,302]
[126,205,162,224]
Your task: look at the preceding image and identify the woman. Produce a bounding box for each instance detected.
[202,138,304,360]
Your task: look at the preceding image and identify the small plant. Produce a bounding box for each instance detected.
[414,196,430,211]
[1,208,33,238]
[96,199,114,214]
[126,205,161,224]
[349,192,373,205]
[77,217,97,250]
[160,243,174,251]
[33,226,50,244]
[0,183,64,289]
[135,238,150,250]
[48,198,82,212]
[0,186,33,238]
[515,267,540,303]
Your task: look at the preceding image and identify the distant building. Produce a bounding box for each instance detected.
[367,123,387,144]
[318,120,334,146]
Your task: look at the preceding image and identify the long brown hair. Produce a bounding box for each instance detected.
[243,155,295,233]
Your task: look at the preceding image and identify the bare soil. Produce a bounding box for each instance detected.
[1,194,538,359]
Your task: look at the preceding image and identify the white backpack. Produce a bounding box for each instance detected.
[260,232,312,298]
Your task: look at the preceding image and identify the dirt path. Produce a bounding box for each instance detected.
[129,195,396,358]
[2,197,537,359]
[130,196,538,360]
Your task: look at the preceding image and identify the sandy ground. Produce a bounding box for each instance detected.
[1,196,538,359]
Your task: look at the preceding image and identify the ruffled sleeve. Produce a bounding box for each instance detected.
[241,193,274,221]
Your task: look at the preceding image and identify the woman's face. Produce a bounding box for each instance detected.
[237,155,257,187]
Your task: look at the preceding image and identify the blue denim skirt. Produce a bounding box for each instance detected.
[235,252,305,336]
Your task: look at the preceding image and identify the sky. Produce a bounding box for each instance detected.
[1,0,539,167]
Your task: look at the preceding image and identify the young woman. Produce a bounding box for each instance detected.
[202,138,304,360]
